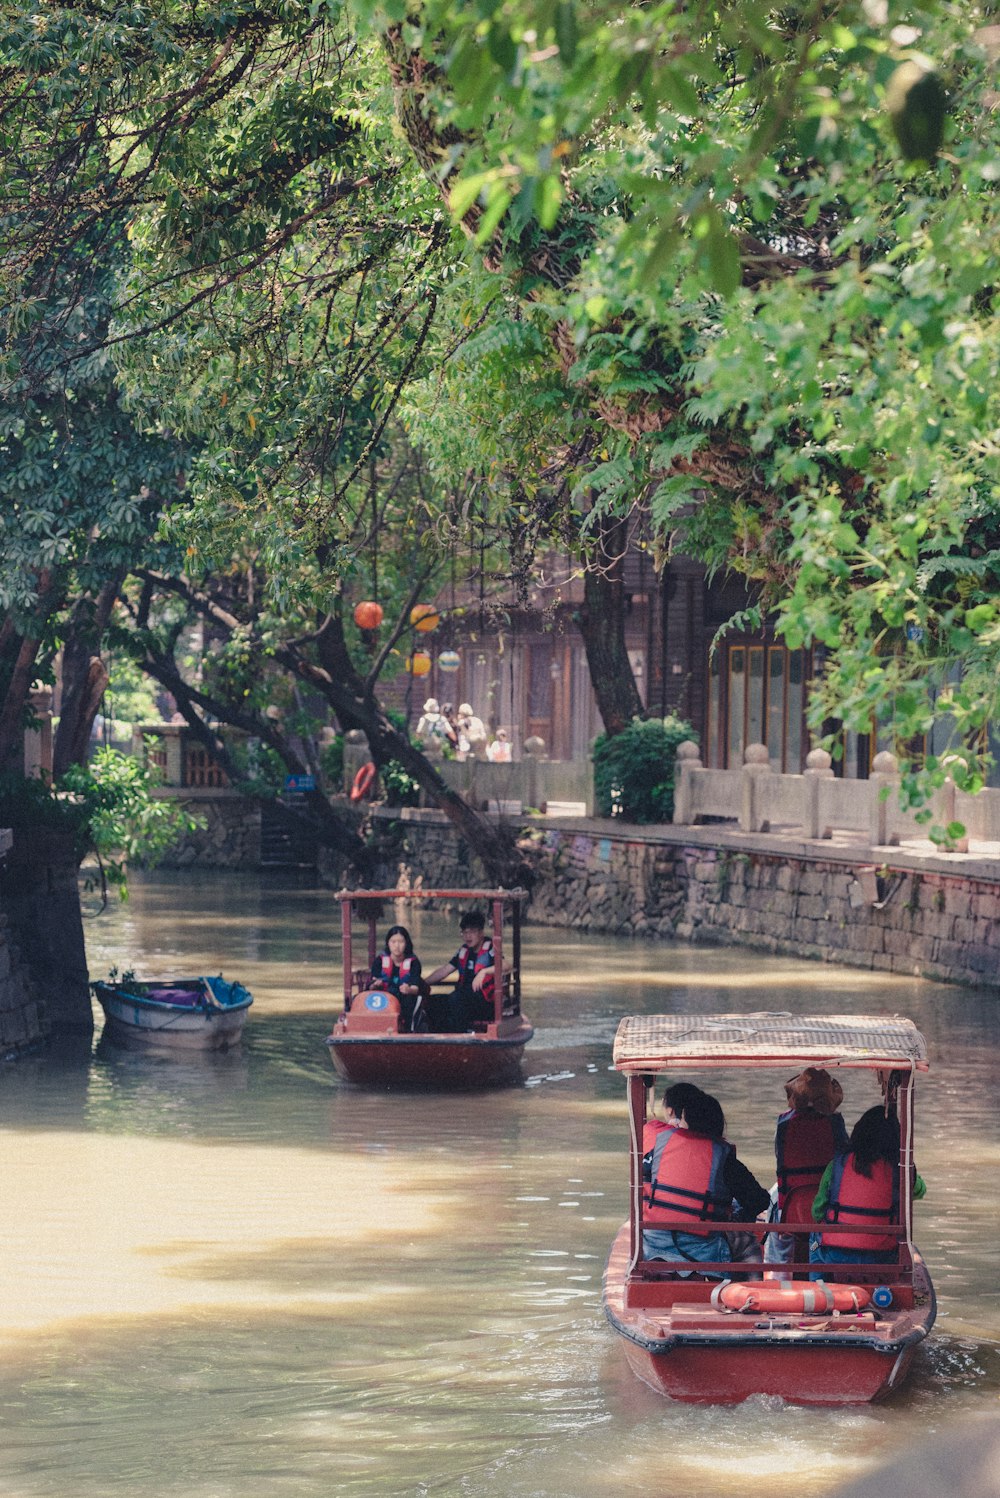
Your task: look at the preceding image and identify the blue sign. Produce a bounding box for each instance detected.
[364,992,389,1012]
[284,774,315,792]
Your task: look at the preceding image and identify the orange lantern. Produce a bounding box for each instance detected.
[410,603,440,633]
[406,651,432,677]
[354,600,384,630]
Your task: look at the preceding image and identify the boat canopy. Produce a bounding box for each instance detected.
[612,1012,928,1073]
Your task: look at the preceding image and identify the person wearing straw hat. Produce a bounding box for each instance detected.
[765,1067,849,1273]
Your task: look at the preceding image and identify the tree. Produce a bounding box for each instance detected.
[1,6,540,885]
[376,1,1000,800]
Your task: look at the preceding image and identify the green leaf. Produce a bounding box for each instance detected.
[449,172,490,219]
[538,173,563,229]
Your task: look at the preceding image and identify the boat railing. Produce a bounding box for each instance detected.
[345,966,523,1025]
[630,1217,916,1302]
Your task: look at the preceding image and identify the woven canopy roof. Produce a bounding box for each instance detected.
[612,1012,928,1072]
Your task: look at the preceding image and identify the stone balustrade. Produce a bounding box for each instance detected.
[673,742,1000,849]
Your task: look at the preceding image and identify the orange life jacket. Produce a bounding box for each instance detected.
[821,1154,898,1254]
[456,940,494,997]
[775,1110,848,1219]
[643,1125,733,1236]
[378,955,414,987]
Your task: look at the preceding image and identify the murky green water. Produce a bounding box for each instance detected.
[1,869,998,1497]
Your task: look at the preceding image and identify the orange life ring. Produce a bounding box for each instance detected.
[711,1280,871,1315]
[350,761,377,802]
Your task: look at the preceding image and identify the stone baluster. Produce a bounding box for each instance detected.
[936,757,970,852]
[672,740,702,824]
[523,736,546,814]
[741,743,772,833]
[803,747,834,840]
[869,750,900,846]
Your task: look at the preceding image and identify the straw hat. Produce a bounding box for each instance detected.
[422,698,440,713]
[785,1067,843,1115]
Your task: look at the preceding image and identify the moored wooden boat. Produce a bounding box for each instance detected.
[603,1012,936,1405]
[326,888,534,1089]
[92,975,253,1050]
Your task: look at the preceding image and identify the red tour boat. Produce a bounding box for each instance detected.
[603,1012,935,1405]
[326,888,534,1088]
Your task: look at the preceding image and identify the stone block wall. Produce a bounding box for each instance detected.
[0,910,46,1058]
[147,790,262,868]
[370,809,1000,990]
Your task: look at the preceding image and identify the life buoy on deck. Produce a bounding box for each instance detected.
[350,761,377,802]
[710,1280,872,1315]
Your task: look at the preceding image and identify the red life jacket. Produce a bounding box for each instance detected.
[821,1154,898,1253]
[775,1110,847,1219]
[643,1125,733,1236]
[456,941,494,997]
[378,955,414,986]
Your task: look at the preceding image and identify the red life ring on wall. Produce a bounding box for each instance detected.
[711,1280,871,1315]
[350,761,377,802]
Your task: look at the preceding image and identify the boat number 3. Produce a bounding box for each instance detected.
[365,993,389,1011]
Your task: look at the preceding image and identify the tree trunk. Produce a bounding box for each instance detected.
[577,515,646,736]
[312,618,535,889]
[53,581,121,776]
[0,830,93,1036]
[0,629,44,774]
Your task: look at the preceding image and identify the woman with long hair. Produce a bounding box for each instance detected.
[370,925,428,1033]
[641,1082,770,1274]
[810,1104,926,1269]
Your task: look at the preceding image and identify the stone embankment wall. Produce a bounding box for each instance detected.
[151,791,262,868]
[374,809,1000,990]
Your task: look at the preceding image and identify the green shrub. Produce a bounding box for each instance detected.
[380,759,421,807]
[592,715,697,823]
[0,749,204,896]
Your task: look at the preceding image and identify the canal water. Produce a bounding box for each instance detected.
[1,869,998,1497]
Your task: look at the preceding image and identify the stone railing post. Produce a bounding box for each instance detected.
[869,750,899,846]
[672,740,702,824]
[803,747,834,839]
[24,686,53,778]
[740,743,772,833]
[343,729,369,795]
[936,756,970,852]
[523,736,546,813]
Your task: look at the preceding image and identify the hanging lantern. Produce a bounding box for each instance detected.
[438,649,461,674]
[354,600,383,631]
[410,603,440,633]
[405,651,432,677]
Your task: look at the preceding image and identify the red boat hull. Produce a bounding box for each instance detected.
[603,1224,935,1406]
[326,1024,533,1089]
[618,1333,918,1406]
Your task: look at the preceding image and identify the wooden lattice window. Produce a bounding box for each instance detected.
[183,744,227,788]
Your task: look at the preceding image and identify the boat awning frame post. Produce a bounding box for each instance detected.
[490,895,504,1027]
[627,1072,646,1276]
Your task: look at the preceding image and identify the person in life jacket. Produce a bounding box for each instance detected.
[425,910,496,1032]
[642,1083,771,1274]
[370,925,428,1032]
[810,1104,926,1271]
[764,1068,849,1272]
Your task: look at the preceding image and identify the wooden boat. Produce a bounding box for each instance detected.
[326,888,534,1088]
[92,974,253,1050]
[603,1012,936,1406]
